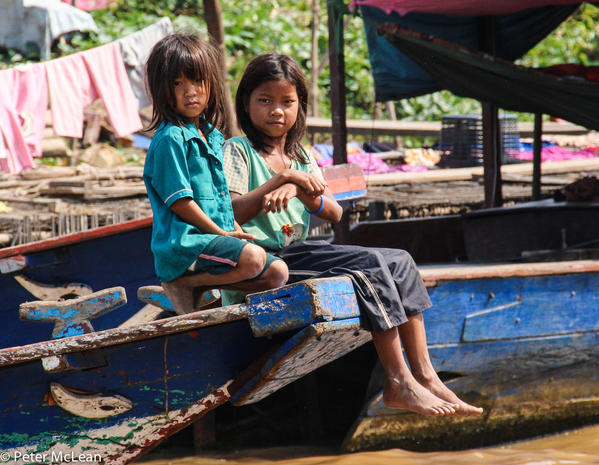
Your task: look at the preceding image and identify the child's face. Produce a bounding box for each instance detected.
[247,79,298,141]
[172,75,210,126]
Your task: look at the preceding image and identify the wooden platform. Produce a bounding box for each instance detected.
[306,117,589,139]
[366,156,599,186]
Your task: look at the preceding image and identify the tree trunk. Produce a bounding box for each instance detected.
[203,0,237,137]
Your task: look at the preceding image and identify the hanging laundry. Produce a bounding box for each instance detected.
[0,106,35,174]
[61,0,109,11]
[45,41,142,139]
[0,63,48,159]
[118,17,173,109]
[23,0,97,59]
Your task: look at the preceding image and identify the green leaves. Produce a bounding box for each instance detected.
[2,1,596,124]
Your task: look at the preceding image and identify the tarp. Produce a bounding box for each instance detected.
[0,0,97,60]
[377,24,599,130]
[361,4,579,100]
[351,0,582,16]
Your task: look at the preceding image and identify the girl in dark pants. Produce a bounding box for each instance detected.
[223,53,482,416]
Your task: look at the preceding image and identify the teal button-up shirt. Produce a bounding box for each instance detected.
[143,121,234,282]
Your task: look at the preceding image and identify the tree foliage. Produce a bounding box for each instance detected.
[1,1,597,123]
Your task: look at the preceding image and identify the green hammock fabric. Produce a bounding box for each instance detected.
[378,23,599,130]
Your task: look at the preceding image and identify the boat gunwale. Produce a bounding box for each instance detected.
[0,217,152,260]
[0,301,247,368]
[420,259,599,282]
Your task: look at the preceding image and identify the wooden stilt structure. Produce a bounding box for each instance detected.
[478,16,503,208]
[532,113,543,200]
[328,1,350,243]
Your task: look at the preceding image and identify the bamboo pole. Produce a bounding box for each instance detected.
[203,0,237,137]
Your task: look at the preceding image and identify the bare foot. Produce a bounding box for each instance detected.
[383,375,458,416]
[414,373,483,417]
[161,281,194,315]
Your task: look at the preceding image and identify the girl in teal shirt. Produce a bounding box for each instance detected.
[143,34,287,314]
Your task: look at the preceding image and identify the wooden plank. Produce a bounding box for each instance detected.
[0,303,249,367]
[0,217,152,260]
[462,292,599,341]
[420,259,599,282]
[230,318,371,405]
[0,277,359,367]
[306,117,588,138]
[367,157,599,185]
[246,277,360,337]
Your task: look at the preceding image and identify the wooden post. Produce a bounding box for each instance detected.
[327,2,348,166]
[481,102,502,207]
[193,410,216,450]
[385,101,402,149]
[532,113,543,200]
[328,1,350,243]
[478,16,502,208]
[203,0,236,137]
[310,0,320,118]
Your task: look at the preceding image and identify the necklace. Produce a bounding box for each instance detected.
[262,149,290,172]
[279,152,290,169]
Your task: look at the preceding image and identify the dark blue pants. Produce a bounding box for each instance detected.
[276,240,432,332]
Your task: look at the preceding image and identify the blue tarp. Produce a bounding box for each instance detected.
[361,4,579,100]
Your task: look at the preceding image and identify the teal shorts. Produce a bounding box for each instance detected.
[187,235,279,279]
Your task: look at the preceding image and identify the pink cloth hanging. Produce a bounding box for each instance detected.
[0,106,35,174]
[45,42,142,139]
[349,0,582,16]
[0,63,48,159]
[61,0,108,11]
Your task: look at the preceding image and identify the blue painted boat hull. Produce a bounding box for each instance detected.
[342,261,599,452]
[0,276,371,464]
[0,219,156,350]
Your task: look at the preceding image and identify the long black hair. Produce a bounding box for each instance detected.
[236,53,308,163]
[145,33,227,134]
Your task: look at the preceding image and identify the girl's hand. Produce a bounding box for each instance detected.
[263,183,299,213]
[283,169,326,197]
[224,230,255,241]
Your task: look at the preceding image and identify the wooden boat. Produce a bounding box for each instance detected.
[0,276,371,464]
[342,257,599,451]
[0,162,370,460]
[0,163,366,351]
[0,217,156,350]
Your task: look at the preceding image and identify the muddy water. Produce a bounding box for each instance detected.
[137,424,599,465]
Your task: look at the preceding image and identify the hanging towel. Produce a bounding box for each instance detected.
[0,106,35,174]
[46,42,142,138]
[0,63,48,159]
[118,17,173,109]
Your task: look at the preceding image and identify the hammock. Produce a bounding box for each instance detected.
[376,24,599,130]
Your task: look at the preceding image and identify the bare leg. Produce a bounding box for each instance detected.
[398,313,483,416]
[162,244,267,314]
[372,328,457,416]
[224,259,289,293]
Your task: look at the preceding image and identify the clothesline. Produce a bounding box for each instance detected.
[0,17,173,175]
